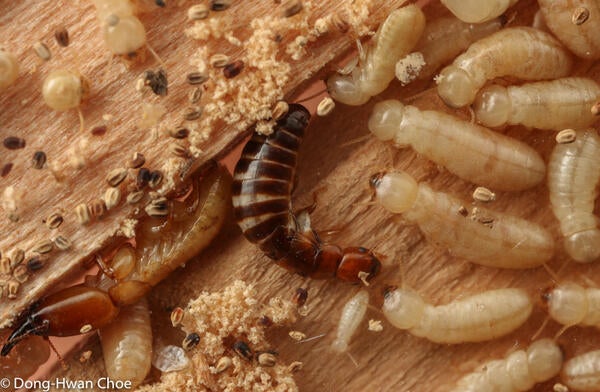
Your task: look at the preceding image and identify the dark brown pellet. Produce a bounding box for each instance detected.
[155,0,166,7]
[292,288,308,307]
[170,127,190,139]
[182,332,200,350]
[27,256,47,272]
[54,27,69,47]
[3,137,25,150]
[148,170,163,189]
[1,163,13,177]
[223,61,244,78]
[283,1,303,17]
[32,151,46,169]
[210,0,232,11]
[91,125,107,136]
[129,152,145,169]
[232,341,253,361]
[186,72,208,85]
[137,168,151,189]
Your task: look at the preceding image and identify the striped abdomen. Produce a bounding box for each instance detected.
[232,104,311,259]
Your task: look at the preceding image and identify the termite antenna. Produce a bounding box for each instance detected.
[297,333,327,344]
[554,324,570,340]
[542,263,560,284]
[340,133,371,148]
[77,107,85,133]
[145,43,165,68]
[46,337,69,370]
[296,88,328,104]
[346,351,359,368]
[530,316,550,341]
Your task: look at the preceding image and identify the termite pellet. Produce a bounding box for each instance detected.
[556,129,577,144]
[187,4,209,20]
[0,257,10,274]
[257,352,277,367]
[210,53,229,68]
[27,256,46,272]
[145,197,169,217]
[0,49,19,90]
[11,248,24,266]
[272,100,289,121]
[288,361,303,373]
[170,307,184,327]
[137,168,151,189]
[127,190,144,204]
[188,87,202,104]
[33,240,53,254]
[106,168,128,187]
[331,12,349,33]
[12,265,28,283]
[129,152,145,169]
[80,324,93,334]
[572,7,590,25]
[1,163,13,177]
[232,341,253,361]
[553,383,569,392]
[182,333,200,350]
[54,26,69,47]
[223,60,244,78]
[210,0,232,11]
[288,331,306,341]
[33,41,51,61]
[148,170,163,189]
[90,125,108,136]
[75,203,91,225]
[170,143,190,158]
[155,0,166,7]
[215,356,232,373]
[54,235,72,251]
[3,136,25,150]
[186,72,208,85]
[316,97,335,116]
[32,151,46,169]
[368,319,383,332]
[472,187,495,202]
[7,281,19,299]
[104,187,121,210]
[183,107,203,121]
[89,199,107,218]
[282,0,303,17]
[45,212,63,229]
[170,127,189,139]
[293,288,308,307]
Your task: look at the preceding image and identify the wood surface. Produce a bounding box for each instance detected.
[5,0,600,391]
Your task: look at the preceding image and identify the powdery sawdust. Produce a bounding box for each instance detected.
[138,280,299,392]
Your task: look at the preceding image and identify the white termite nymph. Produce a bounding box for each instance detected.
[562,349,600,391]
[437,27,573,108]
[370,171,554,269]
[382,287,533,343]
[473,77,600,130]
[542,281,600,329]
[326,5,425,105]
[0,49,19,90]
[331,290,369,353]
[413,15,502,81]
[368,99,546,192]
[42,69,89,111]
[539,0,600,60]
[440,0,518,23]
[98,297,152,388]
[548,129,600,263]
[450,338,563,392]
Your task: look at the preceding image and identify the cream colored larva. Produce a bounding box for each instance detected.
[326,5,425,105]
[450,338,563,392]
[562,349,600,391]
[92,0,147,56]
[539,0,600,60]
[331,290,369,353]
[548,129,600,263]
[543,281,600,328]
[473,77,600,130]
[437,27,573,108]
[440,0,518,23]
[370,171,554,269]
[413,15,502,81]
[368,100,546,192]
[99,297,152,388]
[382,287,533,343]
[0,49,18,90]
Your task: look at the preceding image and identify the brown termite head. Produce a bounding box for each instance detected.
[369,171,418,214]
[336,246,381,283]
[42,70,89,111]
[541,282,588,327]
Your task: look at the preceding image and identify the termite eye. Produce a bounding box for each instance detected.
[369,173,384,189]
[382,284,397,298]
[357,247,367,253]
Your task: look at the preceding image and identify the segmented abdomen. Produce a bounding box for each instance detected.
[232,104,310,257]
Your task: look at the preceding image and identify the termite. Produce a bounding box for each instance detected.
[473,77,600,130]
[413,15,503,81]
[382,286,533,343]
[368,100,546,192]
[542,281,600,329]
[539,0,600,60]
[326,5,425,106]
[440,0,518,23]
[232,104,381,283]
[369,171,554,269]
[548,129,600,263]
[1,164,231,386]
[331,290,369,353]
[450,338,563,391]
[562,349,600,391]
[437,27,573,108]
[0,49,18,90]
